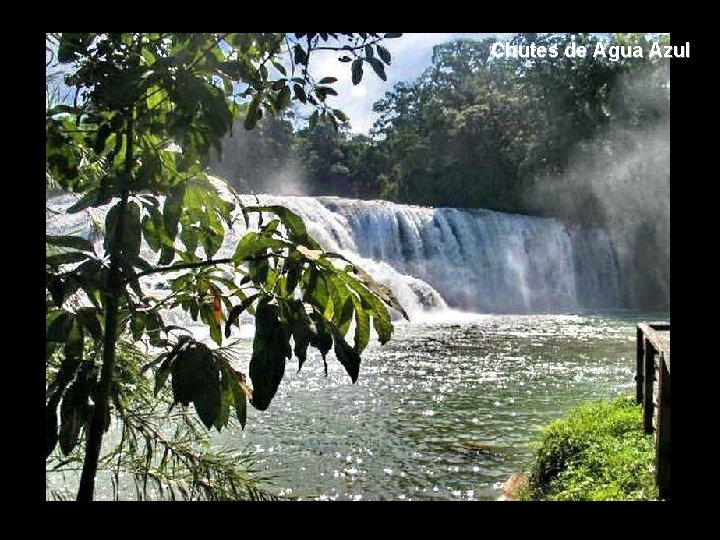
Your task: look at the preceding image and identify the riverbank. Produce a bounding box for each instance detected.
[516,397,658,501]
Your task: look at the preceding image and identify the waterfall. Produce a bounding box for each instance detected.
[46,192,622,317]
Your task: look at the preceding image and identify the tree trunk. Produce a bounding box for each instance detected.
[76,113,133,501]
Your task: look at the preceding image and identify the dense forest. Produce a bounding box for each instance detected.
[209,33,668,213]
[209,33,670,309]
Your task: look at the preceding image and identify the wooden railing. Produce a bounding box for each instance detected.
[635,323,670,500]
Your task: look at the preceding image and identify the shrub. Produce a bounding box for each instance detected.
[524,397,658,501]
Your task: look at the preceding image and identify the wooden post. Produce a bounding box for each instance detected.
[643,338,655,434]
[636,326,644,404]
[655,352,671,499]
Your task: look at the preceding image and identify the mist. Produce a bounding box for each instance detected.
[208,115,308,197]
[522,66,670,310]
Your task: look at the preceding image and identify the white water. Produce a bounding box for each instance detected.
[46,193,622,318]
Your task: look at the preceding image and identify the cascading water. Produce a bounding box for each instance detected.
[46,192,621,317]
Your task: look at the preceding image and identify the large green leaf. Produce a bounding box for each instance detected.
[160,183,186,265]
[232,231,289,263]
[366,57,387,82]
[47,310,75,343]
[104,200,142,259]
[289,306,312,370]
[171,343,221,429]
[249,301,291,410]
[227,368,248,430]
[243,206,321,249]
[350,294,370,354]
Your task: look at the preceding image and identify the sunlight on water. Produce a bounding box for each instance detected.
[214,312,664,501]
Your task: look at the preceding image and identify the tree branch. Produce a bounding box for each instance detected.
[137,258,234,278]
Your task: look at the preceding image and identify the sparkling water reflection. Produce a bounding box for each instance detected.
[216,312,665,501]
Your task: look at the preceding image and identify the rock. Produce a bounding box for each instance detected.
[498,472,528,501]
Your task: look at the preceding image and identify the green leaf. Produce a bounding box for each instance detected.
[332,109,348,123]
[302,267,330,314]
[376,45,391,65]
[293,44,308,65]
[160,184,186,265]
[315,86,338,100]
[350,295,370,354]
[277,85,291,110]
[249,301,291,410]
[154,356,173,396]
[46,252,90,267]
[76,307,103,341]
[351,59,364,85]
[232,231,289,263]
[209,316,222,346]
[339,56,352,63]
[225,293,260,338]
[346,263,409,320]
[334,295,355,336]
[243,206,321,249]
[308,312,333,362]
[171,343,221,429]
[332,329,361,383]
[46,235,95,253]
[290,308,312,370]
[384,33,402,39]
[293,84,307,104]
[47,311,75,342]
[58,402,82,455]
[228,370,248,429]
[141,204,166,253]
[104,200,142,258]
[366,57,387,81]
[337,271,394,345]
[216,371,232,431]
[318,77,338,84]
[58,362,95,456]
[47,275,66,308]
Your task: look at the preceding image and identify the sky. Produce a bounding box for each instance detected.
[305,33,513,134]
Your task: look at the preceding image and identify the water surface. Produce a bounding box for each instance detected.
[217,311,665,501]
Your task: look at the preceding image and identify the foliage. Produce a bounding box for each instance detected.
[45,32,404,500]
[522,397,658,501]
[209,33,669,217]
[46,339,276,500]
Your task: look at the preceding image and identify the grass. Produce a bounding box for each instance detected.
[521,397,658,501]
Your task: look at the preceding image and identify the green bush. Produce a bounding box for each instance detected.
[524,397,658,501]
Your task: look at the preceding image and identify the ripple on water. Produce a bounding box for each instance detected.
[211,312,659,500]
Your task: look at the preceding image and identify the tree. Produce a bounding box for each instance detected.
[45,32,406,501]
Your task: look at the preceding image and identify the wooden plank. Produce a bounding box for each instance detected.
[636,326,644,404]
[648,323,670,331]
[643,337,655,434]
[655,353,671,499]
[639,323,670,373]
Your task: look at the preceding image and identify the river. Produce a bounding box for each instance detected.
[47,192,667,500]
[214,311,665,501]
